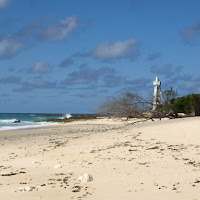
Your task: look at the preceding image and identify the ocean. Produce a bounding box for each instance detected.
[0,113,68,131]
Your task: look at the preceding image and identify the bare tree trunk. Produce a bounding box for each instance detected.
[194,97,200,116]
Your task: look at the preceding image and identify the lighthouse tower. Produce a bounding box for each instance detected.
[153,76,162,110]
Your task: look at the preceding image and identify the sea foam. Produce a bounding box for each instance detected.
[60,113,72,119]
[0,119,18,123]
[65,113,72,119]
[0,121,58,131]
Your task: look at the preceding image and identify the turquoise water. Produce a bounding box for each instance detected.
[0,113,65,131]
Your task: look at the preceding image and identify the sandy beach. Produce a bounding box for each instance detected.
[0,117,200,200]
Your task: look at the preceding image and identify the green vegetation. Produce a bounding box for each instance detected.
[155,87,178,116]
[170,94,200,115]
[98,89,200,119]
[36,91,200,124]
[155,87,200,116]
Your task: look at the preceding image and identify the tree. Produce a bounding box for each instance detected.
[98,92,165,119]
[171,93,200,116]
[194,96,200,116]
[163,87,177,103]
[157,87,178,116]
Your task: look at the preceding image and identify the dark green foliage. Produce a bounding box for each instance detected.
[194,96,200,116]
[171,94,200,115]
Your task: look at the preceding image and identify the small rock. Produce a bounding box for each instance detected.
[18,186,35,192]
[13,120,21,123]
[24,186,34,192]
[79,174,93,182]
[54,165,62,169]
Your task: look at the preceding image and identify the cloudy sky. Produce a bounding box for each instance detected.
[1,0,200,113]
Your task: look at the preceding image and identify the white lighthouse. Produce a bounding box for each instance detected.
[153,76,162,110]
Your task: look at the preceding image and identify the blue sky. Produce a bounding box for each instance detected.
[1,0,200,113]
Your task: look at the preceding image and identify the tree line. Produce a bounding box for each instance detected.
[97,88,200,119]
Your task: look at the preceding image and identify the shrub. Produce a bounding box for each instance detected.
[171,94,200,115]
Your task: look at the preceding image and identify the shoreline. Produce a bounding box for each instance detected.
[0,122,60,132]
[0,117,200,199]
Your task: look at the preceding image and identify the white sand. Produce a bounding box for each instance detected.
[0,117,200,199]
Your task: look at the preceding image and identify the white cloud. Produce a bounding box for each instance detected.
[39,16,78,41]
[92,38,139,60]
[28,61,52,74]
[0,38,25,59]
[0,0,9,9]
[0,16,79,60]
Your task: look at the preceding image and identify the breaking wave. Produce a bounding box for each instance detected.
[60,113,72,119]
[65,113,72,119]
[0,121,58,131]
[0,113,61,131]
[0,119,18,123]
